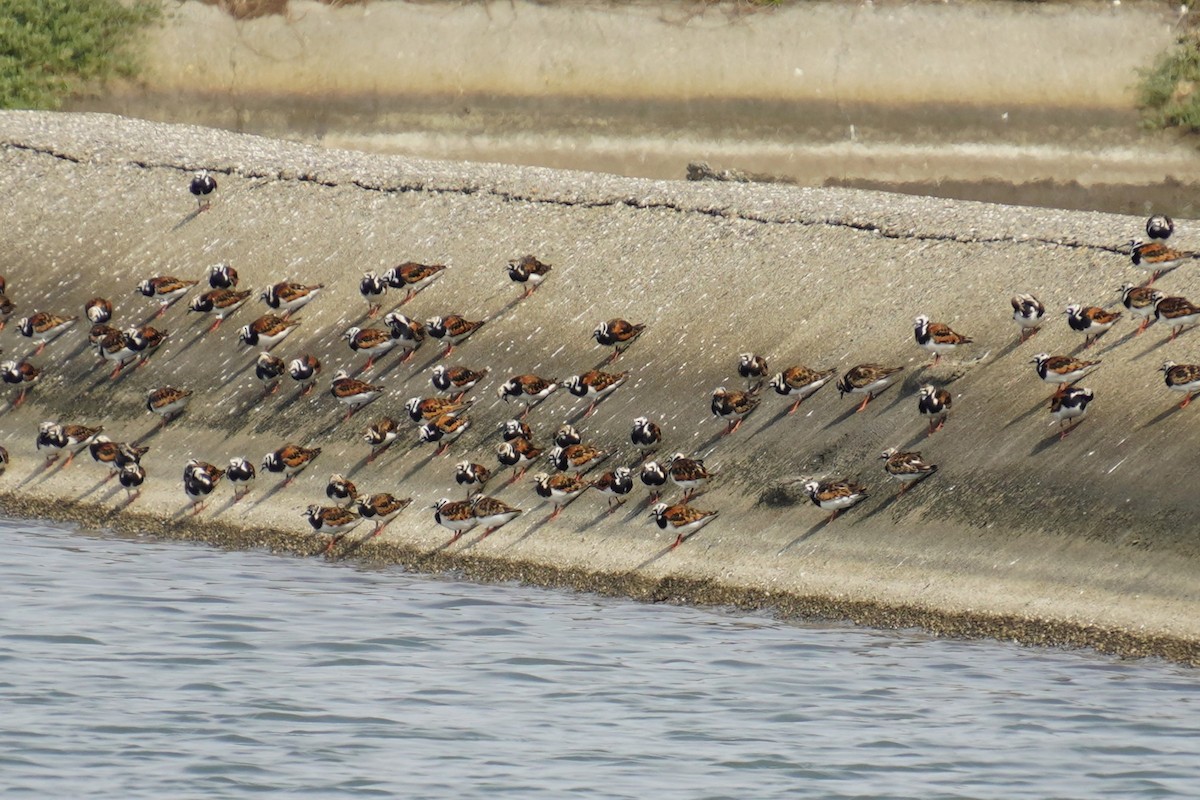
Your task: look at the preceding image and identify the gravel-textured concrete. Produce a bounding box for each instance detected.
[2,111,1198,664]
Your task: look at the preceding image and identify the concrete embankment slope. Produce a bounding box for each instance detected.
[1,112,1198,662]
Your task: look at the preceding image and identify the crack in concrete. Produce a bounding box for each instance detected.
[3,140,1127,257]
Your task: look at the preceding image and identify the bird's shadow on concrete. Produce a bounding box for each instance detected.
[1139,403,1188,430]
[171,209,203,232]
[1003,395,1050,430]
[75,474,113,500]
[992,336,1029,363]
[776,517,831,554]
[399,447,436,482]
[634,540,679,570]
[823,402,865,430]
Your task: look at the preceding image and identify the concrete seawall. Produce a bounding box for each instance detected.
[2,111,1199,663]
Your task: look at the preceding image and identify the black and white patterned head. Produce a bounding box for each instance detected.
[640,461,667,487]
[554,424,581,448]
[1146,214,1174,241]
[425,317,447,339]
[360,272,386,297]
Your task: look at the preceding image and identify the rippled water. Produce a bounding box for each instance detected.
[3,518,1198,798]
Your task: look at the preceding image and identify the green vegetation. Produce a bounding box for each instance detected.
[0,0,161,109]
[1138,31,1200,134]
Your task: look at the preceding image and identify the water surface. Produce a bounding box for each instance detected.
[2,518,1197,798]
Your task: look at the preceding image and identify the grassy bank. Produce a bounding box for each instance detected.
[0,0,160,109]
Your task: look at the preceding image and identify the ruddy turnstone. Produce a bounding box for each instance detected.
[802,478,869,523]
[255,351,286,395]
[326,473,359,505]
[97,329,137,378]
[917,384,952,434]
[1065,304,1120,347]
[630,416,662,453]
[356,493,413,536]
[405,396,472,424]
[506,255,552,298]
[136,276,197,317]
[189,170,217,210]
[433,497,478,542]
[1161,360,1200,408]
[1031,353,1101,388]
[239,315,300,350]
[768,366,837,414]
[913,315,972,365]
[345,326,400,372]
[590,466,634,511]
[363,416,401,462]
[189,288,252,332]
[426,315,484,358]
[497,374,558,417]
[0,291,15,332]
[37,422,103,467]
[89,323,118,346]
[1119,283,1159,335]
[261,281,324,318]
[640,460,668,502]
[208,262,239,289]
[665,453,713,501]
[1146,214,1175,241]
[593,318,646,363]
[879,448,938,495]
[125,324,168,366]
[262,443,321,485]
[331,370,383,419]
[16,312,77,356]
[431,364,488,400]
[565,370,628,417]
[84,297,113,325]
[497,437,542,481]
[88,436,148,475]
[501,418,533,442]
[226,457,256,501]
[1011,293,1046,341]
[554,423,582,448]
[418,412,471,456]
[1,360,39,406]
[303,505,362,553]
[1129,239,1197,284]
[146,386,192,427]
[288,353,321,396]
[650,502,719,549]
[470,495,524,536]
[1050,386,1094,437]
[532,471,588,520]
[837,364,905,412]
[1152,292,1200,340]
[383,261,446,304]
[737,352,769,389]
[455,460,493,497]
[711,386,760,434]
[118,462,145,501]
[359,271,387,318]
[183,459,225,514]
[548,443,607,472]
[382,312,427,362]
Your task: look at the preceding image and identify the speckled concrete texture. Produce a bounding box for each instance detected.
[1,111,1198,664]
